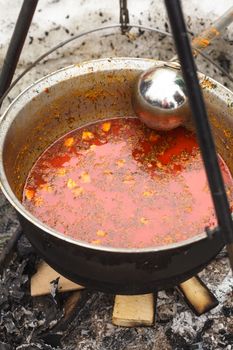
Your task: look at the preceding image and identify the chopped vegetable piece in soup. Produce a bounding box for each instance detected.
[22,117,233,248]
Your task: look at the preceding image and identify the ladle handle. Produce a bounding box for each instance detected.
[170,5,233,62]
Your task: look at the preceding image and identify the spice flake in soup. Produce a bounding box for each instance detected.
[22,117,233,248]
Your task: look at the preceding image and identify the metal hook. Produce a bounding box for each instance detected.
[119,0,130,34]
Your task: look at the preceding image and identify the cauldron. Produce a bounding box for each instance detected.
[1,58,233,294]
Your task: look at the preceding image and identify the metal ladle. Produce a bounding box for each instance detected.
[132,6,233,130]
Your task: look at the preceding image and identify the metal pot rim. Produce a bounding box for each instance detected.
[1,57,232,253]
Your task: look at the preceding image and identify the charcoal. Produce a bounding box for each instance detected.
[16,343,58,350]
[50,277,62,307]
[40,333,63,348]
[222,306,233,317]
[1,311,19,334]
[0,235,64,349]
[0,289,8,307]
[189,343,207,350]
[17,235,35,258]
[0,342,11,350]
[32,296,64,330]
[157,303,176,323]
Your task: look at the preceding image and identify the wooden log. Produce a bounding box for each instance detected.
[31,261,84,296]
[178,276,218,316]
[112,294,155,327]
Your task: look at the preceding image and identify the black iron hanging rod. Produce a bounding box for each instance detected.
[164,0,233,271]
[0,0,38,107]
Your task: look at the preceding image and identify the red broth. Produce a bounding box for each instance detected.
[22,117,233,248]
